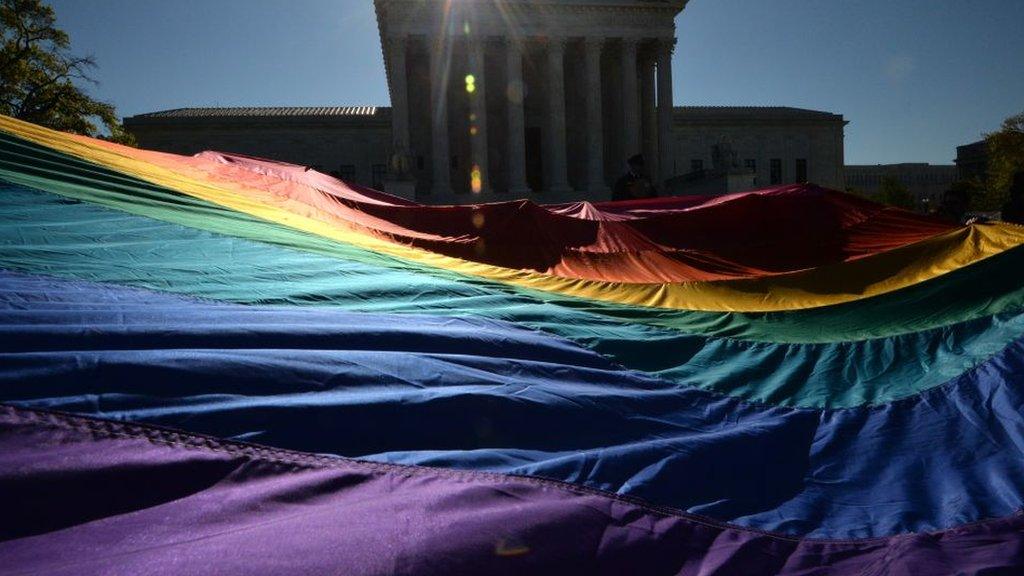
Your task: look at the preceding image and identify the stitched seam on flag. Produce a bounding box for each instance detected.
[3,402,1023,545]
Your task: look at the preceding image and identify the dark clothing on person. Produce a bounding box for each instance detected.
[612,171,657,201]
[936,204,967,225]
[1002,199,1024,225]
[936,189,970,225]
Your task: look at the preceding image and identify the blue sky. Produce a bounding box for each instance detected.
[49,0,1024,165]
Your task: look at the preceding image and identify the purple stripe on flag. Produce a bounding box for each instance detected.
[1,404,1021,576]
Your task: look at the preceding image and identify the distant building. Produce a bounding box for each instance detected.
[955,139,988,181]
[845,163,959,210]
[672,106,846,194]
[125,107,394,189]
[123,0,849,204]
[372,0,688,199]
[125,105,847,201]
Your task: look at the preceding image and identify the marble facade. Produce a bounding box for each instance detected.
[375,0,686,201]
[124,1,849,203]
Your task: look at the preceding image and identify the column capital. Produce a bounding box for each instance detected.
[621,36,642,49]
[656,37,677,55]
[497,36,528,54]
[583,36,606,51]
[545,36,570,52]
[386,34,408,52]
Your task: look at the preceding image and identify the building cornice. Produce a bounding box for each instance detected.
[375,0,684,103]
[125,106,847,128]
[124,107,392,129]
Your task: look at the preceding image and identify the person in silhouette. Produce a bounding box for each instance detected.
[936,186,971,224]
[612,154,657,201]
[1001,171,1024,225]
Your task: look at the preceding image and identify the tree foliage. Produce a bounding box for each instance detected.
[0,0,133,144]
[981,111,1024,208]
[878,176,914,209]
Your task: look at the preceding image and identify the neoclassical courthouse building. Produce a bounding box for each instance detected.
[125,0,848,203]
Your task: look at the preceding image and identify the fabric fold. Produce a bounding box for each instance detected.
[3,114,1022,312]
[2,404,1023,576]
[3,270,1024,538]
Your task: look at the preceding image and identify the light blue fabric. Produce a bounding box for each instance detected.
[1,183,1022,408]
[2,269,1024,539]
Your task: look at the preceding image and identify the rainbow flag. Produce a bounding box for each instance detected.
[1,114,1023,574]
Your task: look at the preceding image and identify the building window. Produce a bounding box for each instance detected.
[770,159,782,184]
[795,158,808,183]
[690,159,704,173]
[744,158,756,173]
[338,164,356,181]
[372,164,387,190]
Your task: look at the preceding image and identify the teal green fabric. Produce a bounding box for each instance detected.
[4,131,1024,346]
[3,183,1022,408]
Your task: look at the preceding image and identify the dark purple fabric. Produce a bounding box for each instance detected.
[1,405,1021,575]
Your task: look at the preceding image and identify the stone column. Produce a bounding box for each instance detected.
[505,38,530,195]
[641,48,658,182]
[583,37,608,195]
[388,36,411,155]
[429,39,452,197]
[383,35,416,198]
[545,37,572,194]
[620,37,641,160]
[656,38,676,184]
[467,37,492,194]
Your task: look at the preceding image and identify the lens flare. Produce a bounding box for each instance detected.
[471,165,483,194]
[465,74,476,93]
